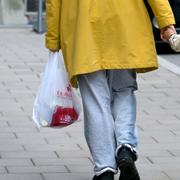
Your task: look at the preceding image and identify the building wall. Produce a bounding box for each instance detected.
[0,0,27,25]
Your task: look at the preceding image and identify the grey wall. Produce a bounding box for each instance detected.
[0,0,27,25]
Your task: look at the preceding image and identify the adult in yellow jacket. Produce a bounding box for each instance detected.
[46,1,176,180]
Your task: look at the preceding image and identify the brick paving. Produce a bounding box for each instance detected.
[0,28,180,180]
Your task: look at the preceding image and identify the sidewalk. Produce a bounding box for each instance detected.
[161,54,180,67]
[0,28,180,180]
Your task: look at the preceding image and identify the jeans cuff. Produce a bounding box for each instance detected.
[116,144,138,159]
[95,167,118,176]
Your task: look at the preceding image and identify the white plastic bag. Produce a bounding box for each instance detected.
[32,51,82,128]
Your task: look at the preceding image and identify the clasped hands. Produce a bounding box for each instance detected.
[160,25,177,42]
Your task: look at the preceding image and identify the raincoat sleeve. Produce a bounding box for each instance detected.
[147,0,175,29]
[45,0,61,50]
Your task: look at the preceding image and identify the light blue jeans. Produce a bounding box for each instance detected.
[77,70,138,176]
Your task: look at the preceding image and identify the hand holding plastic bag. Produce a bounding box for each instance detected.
[32,51,82,128]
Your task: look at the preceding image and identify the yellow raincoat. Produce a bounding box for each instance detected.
[46,0,175,87]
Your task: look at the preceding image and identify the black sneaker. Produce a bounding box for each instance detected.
[93,171,114,180]
[117,145,140,180]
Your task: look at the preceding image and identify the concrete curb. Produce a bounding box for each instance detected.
[158,55,180,75]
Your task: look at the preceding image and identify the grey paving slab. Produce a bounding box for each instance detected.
[149,156,180,164]
[56,150,92,158]
[0,132,16,139]
[0,174,43,180]
[137,170,171,180]
[0,144,24,151]
[0,127,38,133]
[0,167,7,174]
[23,144,81,151]
[43,173,94,180]
[32,157,93,166]
[7,165,68,174]
[0,159,33,166]
[164,170,180,180]
[7,121,38,128]
[14,131,68,139]
[0,151,58,159]
[0,116,31,122]
[0,138,47,145]
[66,165,93,173]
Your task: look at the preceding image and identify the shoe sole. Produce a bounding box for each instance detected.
[118,159,140,180]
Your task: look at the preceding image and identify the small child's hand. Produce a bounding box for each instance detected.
[160,25,180,52]
[160,25,176,42]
